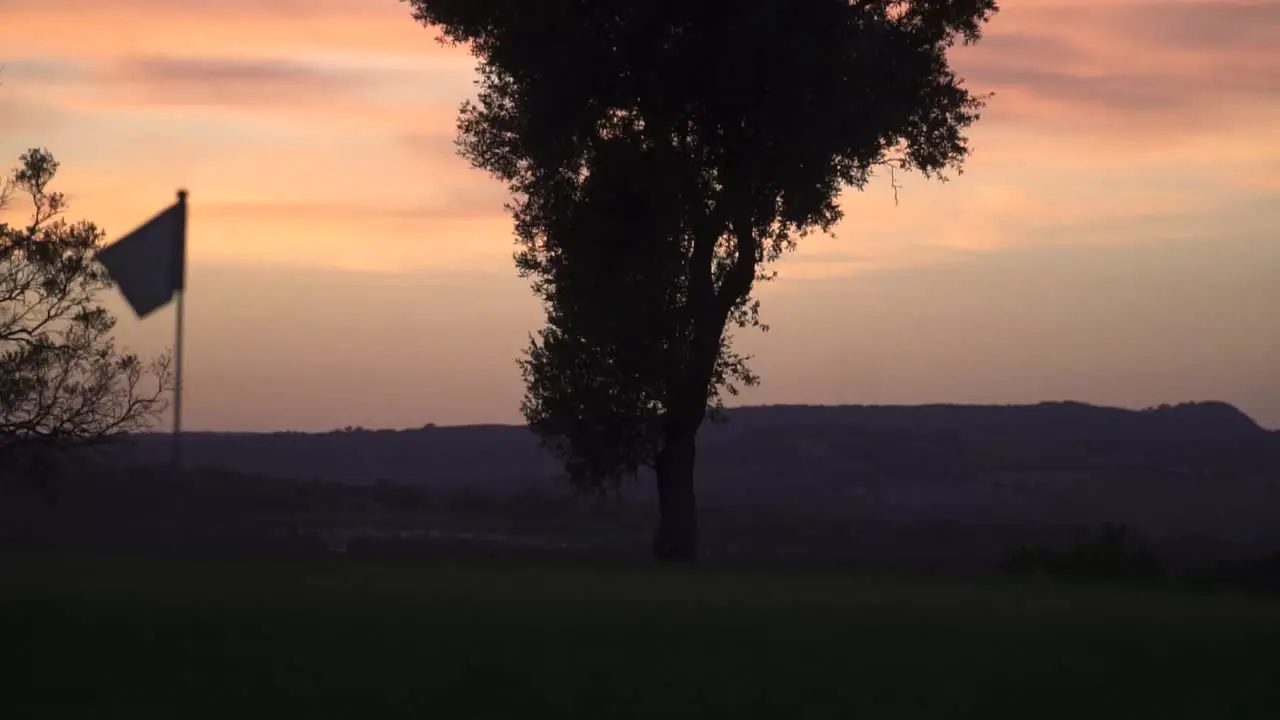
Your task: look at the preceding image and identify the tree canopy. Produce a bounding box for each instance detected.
[407,0,999,559]
[0,149,172,494]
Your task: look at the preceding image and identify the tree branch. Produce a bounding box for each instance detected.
[1,149,173,468]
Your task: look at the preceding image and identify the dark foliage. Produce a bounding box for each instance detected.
[1002,524,1164,581]
[407,0,1000,559]
[0,149,172,493]
[1185,553,1280,595]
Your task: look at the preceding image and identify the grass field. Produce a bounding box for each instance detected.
[4,549,1280,718]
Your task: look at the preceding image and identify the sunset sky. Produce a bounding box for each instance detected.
[2,0,1278,431]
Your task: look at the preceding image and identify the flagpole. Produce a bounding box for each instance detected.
[172,189,188,473]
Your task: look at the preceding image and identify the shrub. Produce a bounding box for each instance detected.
[1184,552,1280,595]
[1002,524,1164,581]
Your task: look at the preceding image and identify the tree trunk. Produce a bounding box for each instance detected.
[651,418,699,562]
[648,209,755,563]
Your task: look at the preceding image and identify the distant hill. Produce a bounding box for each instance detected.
[11,401,1280,568]
[101,401,1279,510]
[103,402,1275,489]
[715,401,1267,442]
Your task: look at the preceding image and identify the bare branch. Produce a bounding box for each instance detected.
[873,156,910,207]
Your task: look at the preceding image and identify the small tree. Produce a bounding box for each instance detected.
[408,0,999,560]
[0,148,173,493]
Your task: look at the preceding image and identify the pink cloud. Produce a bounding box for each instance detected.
[5,0,1278,280]
[953,0,1279,134]
[6,0,1274,145]
[200,197,506,224]
[0,0,447,58]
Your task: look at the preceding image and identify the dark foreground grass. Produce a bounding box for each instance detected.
[4,549,1280,718]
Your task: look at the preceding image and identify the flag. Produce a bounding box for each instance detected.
[96,193,186,319]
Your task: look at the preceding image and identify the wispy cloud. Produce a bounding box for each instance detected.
[0,0,442,59]
[954,0,1279,134]
[0,96,65,134]
[5,53,472,113]
[201,197,505,224]
[98,55,379,107]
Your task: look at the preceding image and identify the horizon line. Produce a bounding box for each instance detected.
[128,399,1272,436]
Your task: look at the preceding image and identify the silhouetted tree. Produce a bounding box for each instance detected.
[0,149,173,494]
[408,0,999,560]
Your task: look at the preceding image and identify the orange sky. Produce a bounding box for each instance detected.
[2,0,1279,431]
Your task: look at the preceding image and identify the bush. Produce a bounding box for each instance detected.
[1184,552,1280,595]
[1002,524,1164,581]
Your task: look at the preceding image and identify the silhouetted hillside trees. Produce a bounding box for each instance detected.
[1002,524,1164,581]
